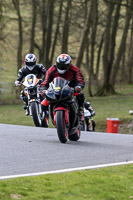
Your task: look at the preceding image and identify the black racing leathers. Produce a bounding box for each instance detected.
[16,64,46,82]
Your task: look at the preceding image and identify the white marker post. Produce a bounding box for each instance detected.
[129,110,133,134]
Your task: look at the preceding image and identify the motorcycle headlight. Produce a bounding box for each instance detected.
[54,87,61,93]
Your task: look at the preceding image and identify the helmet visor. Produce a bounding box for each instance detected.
[56,63,70,70]
[25,61,36,66]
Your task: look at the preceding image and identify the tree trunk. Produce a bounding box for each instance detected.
[86,39,92,96]
[45,0,54,67]
[95,33,104,80]
[29,0,37,53]
[127,17,133,84]
[90,0,98,78]
[39,0,48,65]
[76,0,94,68]
[12,0,23,98]
[50,0,63,66]
[97,0,121,95]
[12,0,23,72]
[61,0,71,53]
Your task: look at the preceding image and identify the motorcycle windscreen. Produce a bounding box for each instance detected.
[53,77,72,100]
[53,77,69,89]
[24,74,37,87]
[27,74,34,84]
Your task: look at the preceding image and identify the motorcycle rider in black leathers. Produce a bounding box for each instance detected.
[15,53,46,115]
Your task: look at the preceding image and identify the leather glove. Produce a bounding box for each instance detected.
[41,90,46,97]
[74,86,82,93]
[15,80,21,86]
[39,87,47,97]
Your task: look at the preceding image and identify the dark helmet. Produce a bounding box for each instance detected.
[56,54,71,74]
[25,53,37,71]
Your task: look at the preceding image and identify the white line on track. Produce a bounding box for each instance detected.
[0,160,133,180]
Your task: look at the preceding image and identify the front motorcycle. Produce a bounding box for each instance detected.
[44,77,81,143]
[22,74,49,127]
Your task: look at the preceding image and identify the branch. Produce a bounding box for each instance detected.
[103,0,133,10]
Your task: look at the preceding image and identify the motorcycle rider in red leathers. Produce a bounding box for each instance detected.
[15,53,46,115]
[40,54,85,117]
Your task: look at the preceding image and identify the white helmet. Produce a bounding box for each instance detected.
[25,53,37,71]
[56,54,71,74]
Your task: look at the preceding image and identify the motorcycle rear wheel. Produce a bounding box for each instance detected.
[31,101,42,127]
[68,127,81,141]
[56,110,68,143]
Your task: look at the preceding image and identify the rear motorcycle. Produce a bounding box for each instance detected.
[21,74,49,127]
[44,77,81,143]
[80,108,95,131]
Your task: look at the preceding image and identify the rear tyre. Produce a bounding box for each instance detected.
[31,101,42,127]
[56,110,68,143]
[68,127,81,141]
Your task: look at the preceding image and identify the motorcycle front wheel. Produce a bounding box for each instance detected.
[56,110,68,143]
[30,101,42,127]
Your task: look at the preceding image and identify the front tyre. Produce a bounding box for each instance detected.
[30,101,42,127]
[56,110,68,143]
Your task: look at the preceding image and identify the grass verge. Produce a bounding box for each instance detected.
[0,165,133,200]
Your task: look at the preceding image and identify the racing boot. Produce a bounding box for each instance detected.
[25,109,29,116]
[23,105,29,116]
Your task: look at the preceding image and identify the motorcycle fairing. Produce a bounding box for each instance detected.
[45,85,72,102]
[45,88,56,101]
[23,74,39,87]
[84,108,91,117]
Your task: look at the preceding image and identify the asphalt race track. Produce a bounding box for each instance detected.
[0,123,133,178]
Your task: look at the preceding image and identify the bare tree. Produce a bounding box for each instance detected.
[40,0,48,64]
[61,0,72,53]
[50,0,63,65]
[29,0,37,53]
[12,0,23,71]
[110,0,133,88]
[90,0,98,78]
[45,0,55,67]
[95,33,104,80]
[127,17,133,84]
[97,0,121,95]
[76,0,94,68]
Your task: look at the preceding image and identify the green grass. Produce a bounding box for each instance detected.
[0,104,54,128]
[0,164,133,200]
